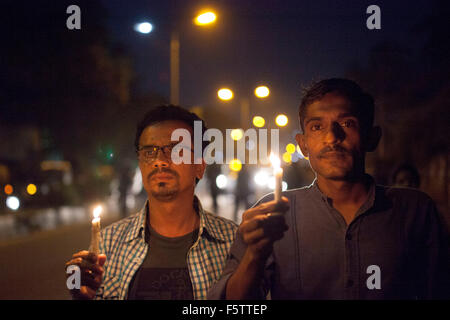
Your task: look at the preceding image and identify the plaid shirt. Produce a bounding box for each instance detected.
[94,196,237,300]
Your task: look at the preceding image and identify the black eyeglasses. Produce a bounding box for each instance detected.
[137,143,192,163]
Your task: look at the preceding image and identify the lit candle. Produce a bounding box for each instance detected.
[91,205,102,255]
[270,152,283,202]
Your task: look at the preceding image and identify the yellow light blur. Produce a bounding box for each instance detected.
[229,159,242,172]
[218,88,233,101]
[230,129,244,141]
[286,143,296,154]
[275,114,288,127]
[252,116,265,128]
[254,86,270,98]
[4,184,13,195]
[282,152,292,163]
[195,11,217,25]
[27,184,37,195]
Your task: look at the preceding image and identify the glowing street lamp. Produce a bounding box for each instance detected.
[254,86,270,98]
[194,11,217,26]
[217,85,270,128]
[218,88,234,101]
[230,129,244,141]
[286,143,296,154]
[215,174,228,189]
[252,116,265,127]
[27,184,37,195]
[6,196,20,211]
[135,10,218,105]
[134,22,153,34]
[275,114,288,127]
[229,159,242,172]
[282,152,292,163]
[4,184,13,195]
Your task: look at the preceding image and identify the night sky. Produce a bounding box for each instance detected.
[101,0,433,122]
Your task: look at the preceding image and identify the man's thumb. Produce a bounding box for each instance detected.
[98,254,107,266]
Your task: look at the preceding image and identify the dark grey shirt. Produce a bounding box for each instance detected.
[127,223,198,300]
[208,177,449,300]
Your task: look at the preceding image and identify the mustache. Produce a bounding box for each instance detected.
[148,167,179,179]
[318,145,350,158]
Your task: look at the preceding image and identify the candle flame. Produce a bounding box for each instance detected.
[93,205,103,219]
[269,152,281,169]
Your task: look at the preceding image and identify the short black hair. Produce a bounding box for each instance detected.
[135,105,209,151]
[298,78,375,134]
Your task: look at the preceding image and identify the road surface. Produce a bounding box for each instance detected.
[0,216,118,300]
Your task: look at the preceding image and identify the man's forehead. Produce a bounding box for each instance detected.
[306,93,357,118]
[140,120,193,144]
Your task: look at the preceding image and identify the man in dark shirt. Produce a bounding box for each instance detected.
[208,78,449,300]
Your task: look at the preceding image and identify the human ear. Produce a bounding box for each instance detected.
[196,160,207,180]
[295,133,309,160]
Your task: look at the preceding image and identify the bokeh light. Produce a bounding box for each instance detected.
[27,184,37,195]
[254,86,270,98]
[218,88,233,101]
[230,129,244,141]
[254,170,270,187]
[229,159,242,172]
[194,11,217,25]
[4,184,13,195]
[286,143,296,154]
[6,196,20,211]
[216,174,228,189]
[275,114,288,127]
[134,22,153,34]
[282,152,292,163]
[252,116,265,127]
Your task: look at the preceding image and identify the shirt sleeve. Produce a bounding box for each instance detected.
[415,197,450,299]
[207,229,274,299]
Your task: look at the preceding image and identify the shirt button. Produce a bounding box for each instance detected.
[346,234,352,240]
[346,279,354,287]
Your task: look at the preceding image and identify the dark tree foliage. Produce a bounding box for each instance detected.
[0,0,165,203]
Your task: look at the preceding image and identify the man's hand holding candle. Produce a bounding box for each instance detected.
[65,251,106,300]
[239,153,289,262]
[225,197,289,299]
[239,197,289,262]
[65,205,106,300]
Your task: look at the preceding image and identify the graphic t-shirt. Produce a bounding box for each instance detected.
[127,222,198,300]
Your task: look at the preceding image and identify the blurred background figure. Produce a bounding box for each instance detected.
[234,165,253,222]
[392,163,421,189]
[118,162,134,218]
[205,164,221,213]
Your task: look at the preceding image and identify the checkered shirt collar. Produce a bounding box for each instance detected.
[124,195,228,243]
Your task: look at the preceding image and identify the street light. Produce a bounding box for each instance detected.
[286,143,296,154]
[275,114,288,127]
[170,10,217,105]
[134,22,153,34]
[229,159,242,172]
[254,86,270,98]
[252,116,265,127]
[27,184,37,195]
[230,129,244,141]
[217,85,270,128]
[194,11,217,26]
[135,10,218,105]
[4,184,13,195]
[218,88,234,101]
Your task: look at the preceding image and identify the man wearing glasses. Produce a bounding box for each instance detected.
[65,105,237,300]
